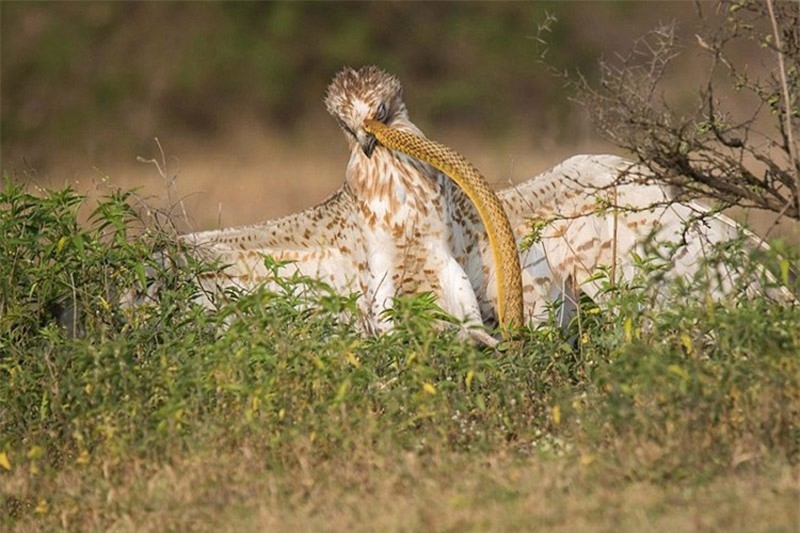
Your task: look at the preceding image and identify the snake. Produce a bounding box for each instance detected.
[363,118,524,336]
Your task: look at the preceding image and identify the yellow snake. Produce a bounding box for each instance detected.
[363,119,524,335]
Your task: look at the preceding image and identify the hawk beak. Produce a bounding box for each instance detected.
[359,133,378,158]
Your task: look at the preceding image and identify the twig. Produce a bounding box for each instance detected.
[136,138,192,229]
[765,0,800,209]
[763,200,794,241]
[611,185,618,286]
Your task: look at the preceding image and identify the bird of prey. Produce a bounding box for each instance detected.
[183,66,490,340]
[173,66,785,338]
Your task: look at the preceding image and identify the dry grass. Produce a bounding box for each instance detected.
[7,447,798,532]
[17,116,797,245]
[20,117,608,229]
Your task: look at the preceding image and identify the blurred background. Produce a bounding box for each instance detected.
[3,1,793,240]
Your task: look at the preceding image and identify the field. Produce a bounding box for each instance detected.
[1,181,799,531]
[3,3,800,531]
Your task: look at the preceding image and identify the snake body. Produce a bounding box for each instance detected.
[363,118,524,335]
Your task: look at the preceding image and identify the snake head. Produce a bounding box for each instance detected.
[361,118,385,158]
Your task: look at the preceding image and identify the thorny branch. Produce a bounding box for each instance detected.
[570,0,800,222]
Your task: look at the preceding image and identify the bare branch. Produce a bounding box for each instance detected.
[570,0,800,223]
[765,0,800,213]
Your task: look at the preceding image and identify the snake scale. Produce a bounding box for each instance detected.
[363,118,524,336]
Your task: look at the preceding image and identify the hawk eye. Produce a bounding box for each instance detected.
[336,117,356,138]
[375,103,388,122]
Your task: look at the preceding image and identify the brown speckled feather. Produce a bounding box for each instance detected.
[169,66,785,337]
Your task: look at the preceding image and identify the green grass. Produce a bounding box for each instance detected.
[1,179,799,531]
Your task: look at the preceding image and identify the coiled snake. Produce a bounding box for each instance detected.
[363,119,524,337]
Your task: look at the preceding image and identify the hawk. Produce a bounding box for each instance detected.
[183,67,489,340]
[174,66,786,339]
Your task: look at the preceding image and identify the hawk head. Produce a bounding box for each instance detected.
[325,66,406,157]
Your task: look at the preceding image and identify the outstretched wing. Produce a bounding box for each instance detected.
[454,154,783,324]
[180,188,364,299]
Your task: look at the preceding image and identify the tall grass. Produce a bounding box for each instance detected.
[1,179,798,529]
